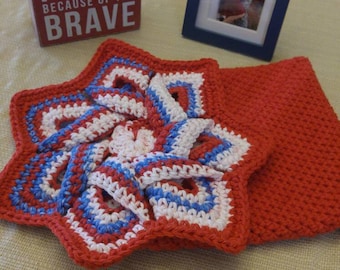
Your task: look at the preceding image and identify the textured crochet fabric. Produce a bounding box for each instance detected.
[220,59,340,244]
[147,56,340,251]
[0,39,271,268]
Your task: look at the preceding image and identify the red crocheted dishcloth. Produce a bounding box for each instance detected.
[0,39,272,268]
[147,56,340,251]
[221,58,340,244]
[1,39,339,268]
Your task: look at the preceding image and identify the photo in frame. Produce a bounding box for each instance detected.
[182,0,290,61]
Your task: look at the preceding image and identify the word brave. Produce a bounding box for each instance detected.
[45,2,136,41]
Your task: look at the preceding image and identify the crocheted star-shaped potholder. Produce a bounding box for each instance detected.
[0,39,271,268]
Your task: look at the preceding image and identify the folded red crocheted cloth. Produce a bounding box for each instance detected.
[0,39,339,268]
[223,58,340,244]
[149,56,340,251]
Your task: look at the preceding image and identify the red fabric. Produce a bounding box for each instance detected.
[0,40,339,268]
[219,58,340,244]
[0,39,271,268]
[148,57,340,251]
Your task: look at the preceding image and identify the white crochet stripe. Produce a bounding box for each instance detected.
[63,111,125,150]
[208,124,251,172]
[137,162,224,189]
[88,170,150,222]
[41,102,91,137]
[109,121,156,158]
[88,140,111,169]
[86,185,133,225]
[65,209,145,254]
[96,93,147,118]
[39,151,70,198]
[39,140,109,199]
[168,118,214,157]
[149,179,232,231]
[102,66,150,91]
[148,73,188,122]
[161,71,206,116]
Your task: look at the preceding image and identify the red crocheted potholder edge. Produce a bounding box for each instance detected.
[0,39,273,268]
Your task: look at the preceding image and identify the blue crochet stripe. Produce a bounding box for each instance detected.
[26,93,88,144]
[134,154,184,175]
[30,151,66,204]
[37,105,105,152]
[146,86,175,124]
[167,81,201,118]
[10,152,66,215]
[85,84,144,99]
[57,144,97,215]
[163,120,188,153]
[101,159,134,181]
[146,177,216,213]
[90,56,152,86]
[99,159,143,192]
[198,132,234,165]
[78,189,138,235]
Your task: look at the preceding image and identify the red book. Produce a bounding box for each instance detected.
[28,0,141,46]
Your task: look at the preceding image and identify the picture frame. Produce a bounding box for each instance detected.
[182,0,290,61]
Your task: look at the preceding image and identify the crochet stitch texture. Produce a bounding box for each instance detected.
[1,39,339,268]
[0,39,272,268]
[147,56,340,252]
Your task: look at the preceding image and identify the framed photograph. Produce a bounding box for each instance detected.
[182,0,289,61]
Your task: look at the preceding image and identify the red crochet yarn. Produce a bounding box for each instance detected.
[147,57,340,251]
[0,39,339,268]
[220,59,340,244]
[0,39,271,268]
